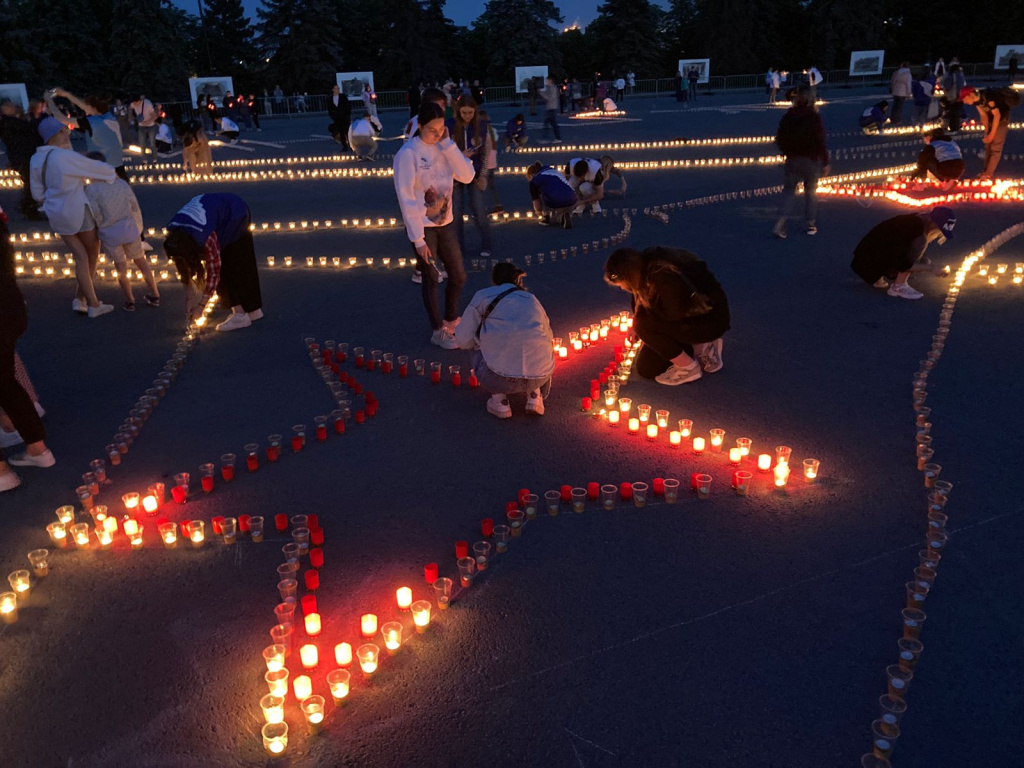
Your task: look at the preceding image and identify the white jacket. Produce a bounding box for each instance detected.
[454,285,555,380]
[393,136,475,247]
[29,146,116,235]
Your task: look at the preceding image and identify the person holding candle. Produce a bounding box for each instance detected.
[850,207,956,299]
[914,129,964,187]
[960,86,1017,179]
[525,162,577,229]
[393,101,476,349]
[564,156,627,214]
[603,246,730,385]
[163,193,264,331]
[453,264,554,418]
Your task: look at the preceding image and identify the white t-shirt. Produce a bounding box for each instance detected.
[29,146,117,235]
[392,136,475,246]
[220,117,239,133]
[603,98,618,112]
[615,78,625,89]
[156,124,173,143]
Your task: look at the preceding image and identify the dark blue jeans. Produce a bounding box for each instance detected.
[417,223,465,330]
[543,109,561,140]
[472,351,552,397]
[452,180,493,256]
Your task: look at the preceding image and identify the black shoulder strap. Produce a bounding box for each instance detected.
[476,286,521,340]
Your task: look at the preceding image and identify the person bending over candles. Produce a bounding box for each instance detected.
[526,162,577,229]
[564,156,627,214]
[604,247,730,385]
[915,129,963,188]
[453,264,554,419]
[163,193,263,331]
[851,206,955,300]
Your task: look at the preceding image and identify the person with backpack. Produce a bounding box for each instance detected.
[453,264,554,419]
[130,94,159,164]
[960,86,1018,178]
[46,88,125,180]
[942,65,966,131]
[772,87,829,238]
[915,129,964,186]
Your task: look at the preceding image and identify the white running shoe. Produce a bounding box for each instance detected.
[430,328,458,349]
[0,468,20,492]
[216,312,253,331]
[525,391,545,416]
[411,271,422,284]
[248,308,264,321]
[487,394,512,419]
[590,202,602,214]
[8,449,56,468]
[87,303,114,318]
[887,282,923,300]
[699,338,724,373]
[655,361,703,385]
[72,298,88,314]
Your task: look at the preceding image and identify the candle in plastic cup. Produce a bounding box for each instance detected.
[871,719,900,760]
[220,453,236,481]
[396,586,413,611]
[473,541,492,570]
[523,494,539,519]
[0,592,17,624]
[696,474,712,499]
[774,462,790,488]
[709,428,725,451]
[571,487,587,513]
[412,599,432,632]
[600,484,618,510]
[274,601,296,627]
[55,505,76,526]
[430,361,442,384]
[607,410,620,427]
[878,694,908,728]
[302,694,326,734]
[122,492,140,513]
[692,436,705,455]
[189,520,205,548]
[646,423,659,440]
[47,522,68,549]
[507,509,524,536]
[28,549,50,578]
[544,490,561,515]
[250,516,265,542]
[263,644,286,672]
[262,722,288,756]
[265,668,289,696]
[886,663,913,699]
[199,463,215,492]
[631,481,649,508]
[299,643,319,669]
[158,522,177,548]
[327,668,351,704]
[925,531,947,554]
[617,397,632,413]
[69,522,90,548]
[757,454,772,472]
[677,419,693,438]
[333,642,353,668]
[77,485,94,510]
[7,570,30,600]
[292,674,313,700]
[662,478,680,503]
[897,637,924,671]
[669,430,681,447]
[357,643,380,677]
[734,470,752,496]
[905,581,929,609]
[260,694,285,724]
[736,437,752,456]
[381,621,403,655]
[305,612,322,637]
[775,445,792,464]
[902,608,926,639]
[148,483,165,510]
[913,566,936,588]
[637,404,651,423]
[493,524,511,553]
[458,557,476,587]
[434,577,453,610]
[221,517,237,544]
[270,623,294,655]
[360,613,377,638]
[803,458,820,481]
[933,479,953,497]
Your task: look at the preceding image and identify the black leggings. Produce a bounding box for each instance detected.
[0,329,44,459]
[218,229,262,313]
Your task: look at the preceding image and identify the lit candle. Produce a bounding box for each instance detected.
[774,462,790,487]
[411,600,432,632]
[0,592,18,624]
[263,645,286,672]
[47,522,68,549]
[334,642,353,667]
[709,429,725,451]
[121,492,140,513]
[292,674,313,700]
[361,613,378,638]
[189,520,205,548]
[103,516,118,536]
[262,723,288,756]
[357,643,380,677]
[71,523,91,548]
[757,454,772,473]
[628,417,640,434]
[692,437,706,455]
[327,669,350,704]
[159,522,177,548]
[141,495,158,514]
[301,694,326,733]
[97,528,113,550]
[669,430,681,447]
[558,347,568,359]
[396,587,413,611]
[608,410,620,426]
[304,612,322,637]
[299,643,319,669]
[728,447,742,465]
[260,694,285,724]
[803,458,820,481]
[646,424,659,440]
[381,621,403,654]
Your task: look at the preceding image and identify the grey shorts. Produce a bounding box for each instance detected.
[77,206,97,234]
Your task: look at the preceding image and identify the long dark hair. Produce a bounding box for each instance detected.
[604,247,712,315]
[453,95,481,149]
[414,102,445,136]
[164,229,206,291]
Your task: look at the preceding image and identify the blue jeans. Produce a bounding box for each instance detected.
[777,157,822,227]
[543,109,561,140]
[453,180,493,256]
[472,351,552,397]
[137,125,157,164]
[417,223,465,330]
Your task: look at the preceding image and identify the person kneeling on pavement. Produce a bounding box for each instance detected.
[454,264,554,419]
[526,162,576,229]
[915,129,964,187]
[851,206,955,300]
[163,193,264,331]
[604,246,730,385]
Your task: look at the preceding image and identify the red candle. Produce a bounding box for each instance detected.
[266,444,279,462]
[353,383,363,396]
[291,435,303,453]
[653,478,665,496]
[381,360,392,374]
[334,417,345,434]
[431,370,441,384]
[355,352,364,368]
[599,372,609,384]
[505,501,518,514]
[316,425,327,442]
[365,357,376,372]
[468,372,479,388]
[590,379,600,392]
[304,570,320,591]
[518,488,530,506]
[455,540,469,559]
[581,396,592,411]
[307,514,319,530]
[221,464,234,482]
[201,475,214,493]
[211,516,225,534]
[481,518,494,537]
[338,371,350,384]
[310,547,324,568]
[365,392,377,405]
[301,594,318,615]
[560,485,572,503]
[424,562,439,583]
[274,514,288,531]
[171,485,187,504]
[399,362,408,377]
[366,404,377,418]
[452,372,461,387]
[310,529,324,545]
[247,454,259,472]
[335,350,346,364]
[587,482,600,500]
[238,514,251,532]
[330,363,339,374]
[615,351,624,362]
[619,482,633,500]
[355,410,366,424]
[690,472,701,491]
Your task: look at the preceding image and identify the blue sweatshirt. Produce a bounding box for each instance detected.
[167,193,250,248]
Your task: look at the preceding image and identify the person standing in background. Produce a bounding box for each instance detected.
[0,100,44,220]
[328,84,352,150]
[688,67,699,101]
[772,87,829,238]
[890,62,913,125]
[540,77,562,144]
[361,83,378,118]
[130,93,158,164]
[45,88,125,180]
[960,86,1015,179]
[1009,54,1020,83]
[933,58,946,79]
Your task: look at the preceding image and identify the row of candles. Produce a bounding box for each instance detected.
[865,223,1024,765]
[819,178,1024,209]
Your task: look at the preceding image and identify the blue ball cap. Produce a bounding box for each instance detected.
[929,206,955,239]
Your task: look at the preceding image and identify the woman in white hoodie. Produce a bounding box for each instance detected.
[393,102,475,348]
[30,116,117,317]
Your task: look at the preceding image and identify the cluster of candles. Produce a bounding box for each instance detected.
[819,178,1024,209]
[973,260,1024,287]
[863,222,1024,765]
[1,550,51,625]
[570,109,629,119]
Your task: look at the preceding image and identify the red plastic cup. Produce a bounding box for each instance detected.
[481,518,494,537]
[455,541,469,559]
[365,357,376,372]
[291,435,303,453]
[581,397,593,411]
[468,372,479,388]
[304,570,320,591]
[452,373,461,387]
[424,562,439,584]
[599,372,609,384]
[355,351,364,368]
[310,529,324,545]
[247,454,259,472]
[518,489,530,506]
[238,514,251,532]
[266,443,280,463]
[334,418,346,435]
[171,485,187,504]
[310,548,324,568]
[275,514,288,532]
[316,425,327,442]
[301,595,318,615]
[221,464,235,482]
[201,475,214,493]
[587,482,600,500]
[690,472,701,491]
[352,384,363,396]
[382,360,393,375]
[619,482,633,500]
[366,404,378,418]
[355,410,365,424]
[505,501,518,514]
[365,392,377,405]
[335,350,346,364]
[307,514,319,531]
[431,370,441,384]
[560,485,572,503]
[211,516,225,534]
[590,379,600,392]
[653,478,665,496]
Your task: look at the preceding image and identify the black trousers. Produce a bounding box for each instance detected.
[218,230,262,313]
[416,223,465,330]
[633,305,727,379]
[0,321,45,459]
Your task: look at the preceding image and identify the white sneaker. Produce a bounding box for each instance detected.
[873,277,890,288]
[438,269,448,280]
[552,139,563,144]
[141,241,154,252]
[216,312,253,331]
[8,448,56,468]
[247,308,264,321]
[655,361,703,386]
[573,204,585,215]
[411,271,423,284]
[590,202,602,214]
[698,338,724,373]
[72,298,88,314]
[0,468,20,492]
[487,394,512,419]
[525,391,545,416]
[430,328,458,350]
[442,317,461,333]
[888,282,923,300]
[87,303,115,318]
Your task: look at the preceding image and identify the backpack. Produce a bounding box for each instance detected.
[998,86,1021,108]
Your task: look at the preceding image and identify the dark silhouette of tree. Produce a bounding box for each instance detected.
[257,0,343,92]
[471,0,563,83]
[202,0,259,86]
[108,0,199,99]
[585,0,666,76]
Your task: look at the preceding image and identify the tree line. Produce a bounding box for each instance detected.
[0,0,1018,100]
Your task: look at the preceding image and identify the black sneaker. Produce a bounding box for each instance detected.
[562,215,573,230]
[123,301,136,312]
[143,294,161,307]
